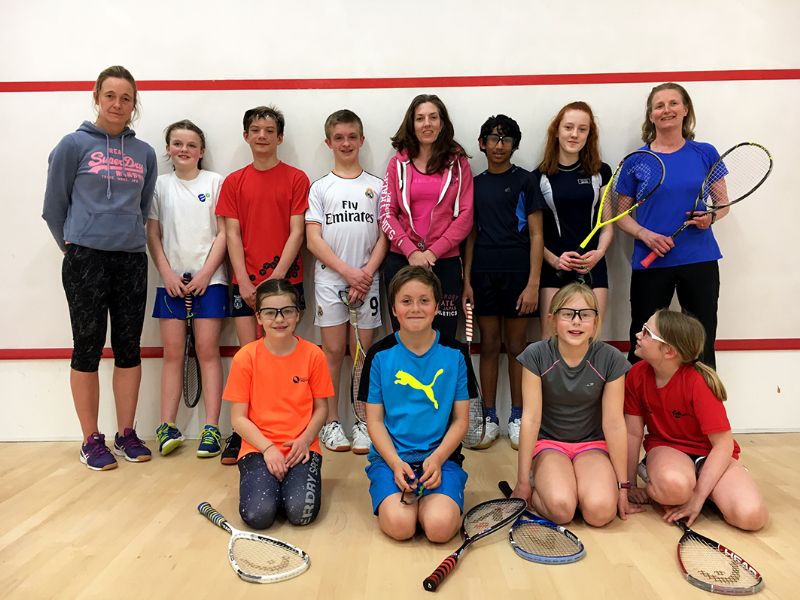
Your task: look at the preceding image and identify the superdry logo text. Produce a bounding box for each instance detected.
[87,148,144,183]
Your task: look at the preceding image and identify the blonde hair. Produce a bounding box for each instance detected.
[654,309,727,401]
[549,282,601,342]
[641,82,696,145]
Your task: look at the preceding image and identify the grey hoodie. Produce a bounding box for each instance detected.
[42,121,157,252]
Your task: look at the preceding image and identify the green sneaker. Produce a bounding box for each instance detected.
[156,422,184,456]
[197,425,222,458]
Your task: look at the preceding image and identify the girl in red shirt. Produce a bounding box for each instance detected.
[624,309,767,530]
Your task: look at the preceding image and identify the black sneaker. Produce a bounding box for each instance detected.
[220,432,241,465]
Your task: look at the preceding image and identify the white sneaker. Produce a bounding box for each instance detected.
[321,421,351,452]
[473,417,500,449]
[351,421,371,455]
[508,418,521,450]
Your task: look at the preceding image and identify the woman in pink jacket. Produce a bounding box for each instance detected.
[380,94,474,339]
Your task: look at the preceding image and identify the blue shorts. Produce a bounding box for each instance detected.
[152,284,229,319]
[365,457,467,515]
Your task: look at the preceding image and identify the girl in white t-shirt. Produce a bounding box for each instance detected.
[146,120,228,458]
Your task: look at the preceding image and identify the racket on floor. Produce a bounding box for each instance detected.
[557,150,665,283]
[462,301,486,449]
[641,142,773,268]
[182,273,202,408]
[339,289,367,428]
[498,480,585,564]
[674,519,763,595]
[197,502,310,583]
[422,497,526,592]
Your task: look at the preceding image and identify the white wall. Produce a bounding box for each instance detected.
[1,1,798,439]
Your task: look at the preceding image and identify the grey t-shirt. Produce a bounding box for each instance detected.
[517,338,630,442]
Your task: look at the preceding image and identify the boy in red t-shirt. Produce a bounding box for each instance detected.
[216,106,310,462]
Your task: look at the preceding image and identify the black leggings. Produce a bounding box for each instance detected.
[62,245,148,372]
[383,252,462,339]
[629,260,719,368]
[238,451,322,530]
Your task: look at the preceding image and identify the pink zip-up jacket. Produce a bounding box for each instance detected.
[379,149,474,259]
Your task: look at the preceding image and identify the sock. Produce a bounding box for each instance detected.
[486,407,499,424]
[510,406,523,421]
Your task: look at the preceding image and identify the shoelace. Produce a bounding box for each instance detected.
[85,435,111,457]
[201,428,220,445]
[119,430,146,450]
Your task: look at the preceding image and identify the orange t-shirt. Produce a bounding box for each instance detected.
[224,337,334,459]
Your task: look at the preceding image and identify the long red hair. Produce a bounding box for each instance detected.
[538,101,601,177]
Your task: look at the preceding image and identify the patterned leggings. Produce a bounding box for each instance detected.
[238,451,322,529]
[62,245,147,372]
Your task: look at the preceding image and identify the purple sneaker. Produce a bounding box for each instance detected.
[80,432,118,471]
[114,428,152,462]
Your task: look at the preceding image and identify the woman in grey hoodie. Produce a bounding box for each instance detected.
[43,66,157,471]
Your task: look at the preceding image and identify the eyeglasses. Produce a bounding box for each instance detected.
[555,308,598,322]
[256,306,299,321]
[484,134,516,147]
[641,323,668,344]
[400,484,426,505]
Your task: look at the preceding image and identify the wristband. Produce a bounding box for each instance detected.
[618,481,632,489]
[262,443,274,453]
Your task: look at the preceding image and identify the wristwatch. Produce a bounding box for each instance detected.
[618,481,632,489]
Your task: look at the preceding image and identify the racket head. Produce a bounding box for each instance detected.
[676,522,763,595]
[461,497,527,540]
[509,518,586,564]
[340,289,368,424]
[580,150,664,249]
[462,302,486,448]
[182,330,202,408]
[700,142,773,211]
[228,532,310,583]
[497,479,586,564]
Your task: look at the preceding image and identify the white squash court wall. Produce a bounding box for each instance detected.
[1,1,798,440]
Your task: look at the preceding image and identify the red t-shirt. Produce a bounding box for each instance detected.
[215,162,309,285]
[624,362,740,459]
[223,337,334,459]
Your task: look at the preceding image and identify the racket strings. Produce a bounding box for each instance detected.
[605,153,664,220]
[351,346,366,422]
[703,146,772,207]
[464,500,523,537]
[231,538,306,579]
[511,522,582,557]
[679,535,760,589]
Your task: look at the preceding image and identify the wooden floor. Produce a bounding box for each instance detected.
[1,434,798,599]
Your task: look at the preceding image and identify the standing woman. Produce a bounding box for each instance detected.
[531,101,613,338]
[380,94,473,340]
[617,83,728,368]
[43,66,157,471]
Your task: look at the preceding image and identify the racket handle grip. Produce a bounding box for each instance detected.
[464,302,473,343]
[198,502,229,531]
[423,555,458,592]
[640,251,658,268]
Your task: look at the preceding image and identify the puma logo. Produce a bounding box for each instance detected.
[394,369,444,409]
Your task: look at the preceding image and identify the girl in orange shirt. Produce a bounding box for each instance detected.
[223,279,333,529]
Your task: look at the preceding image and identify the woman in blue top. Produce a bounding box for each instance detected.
[617,83,729,368]
[42,66,157,471]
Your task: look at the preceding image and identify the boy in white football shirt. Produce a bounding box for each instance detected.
[306,110,388,454]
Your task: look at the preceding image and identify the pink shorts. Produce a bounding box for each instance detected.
[533,439,609,460]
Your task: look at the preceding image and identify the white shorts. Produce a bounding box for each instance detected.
[314,279,382,329]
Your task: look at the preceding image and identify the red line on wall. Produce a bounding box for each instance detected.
[1,339,799,360]
[1,69,798,93]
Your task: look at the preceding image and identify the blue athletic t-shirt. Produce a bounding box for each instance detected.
[472,165,544,273]
[618,140,723,270]
[361,331,471,462]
